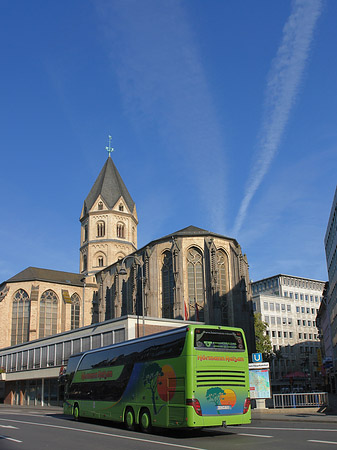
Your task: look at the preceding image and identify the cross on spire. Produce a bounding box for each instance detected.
[105,135,114,157]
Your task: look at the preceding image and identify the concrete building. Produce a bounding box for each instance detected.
[324,186,337,392]
[252,274,325,391]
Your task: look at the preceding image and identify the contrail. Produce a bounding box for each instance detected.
[233,0,322,235]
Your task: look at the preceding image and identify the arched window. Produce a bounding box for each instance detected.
[187,247,204,321]
[162,251,174,318]
[119,203,124,211]
[217,249,229,325]
[11,289,30,345]
[84,224,88,242]
[97,221,105,237]
[39,290,58,338]
[98,256,104,267]
[98,201,103,210]
[117,222,125,238]
[71,293,80,330]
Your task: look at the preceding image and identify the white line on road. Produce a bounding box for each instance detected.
[0,418,205,450]
[0,425,18,429]
[238,433,273,438]
[234,426,337,432]
[308,440,337,445]
[0,435,22,443]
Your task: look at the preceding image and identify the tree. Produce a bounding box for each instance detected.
[143,363,163,414]
[206,387,225,414]
[254,313,272,360]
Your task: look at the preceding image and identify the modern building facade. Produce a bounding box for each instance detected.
[0,316,194,406]
[252,274,325,391]
[324,186,337,391]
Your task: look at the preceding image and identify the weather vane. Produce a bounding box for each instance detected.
[106,135,114,157]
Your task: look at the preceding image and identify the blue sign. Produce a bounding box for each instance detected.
[252,353,263,363]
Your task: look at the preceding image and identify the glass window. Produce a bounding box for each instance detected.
[71,293,80,330]
[162,251,174,319]
[289,332,293,338]
[264,302,269,310]
[289,292,293,298]
[39,290,58,338]
[305,295,308,301]
[117,222,125,239]
[296,306,300,313]
[276,303,280,312]
[271,316,275,325]
[284,291,288,297]
[187,247,204,322]
[277,317,281,325]
[97,221,105,237]
[287,305,291,312]
[295,293,298,300]
[11,289,31,345]
[270,303,275,311]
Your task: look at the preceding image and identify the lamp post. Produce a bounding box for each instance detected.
[119,255,145,336]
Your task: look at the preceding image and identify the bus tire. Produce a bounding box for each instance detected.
[124,407,136,431]
[139,408,152,433]
[73,403,80,421]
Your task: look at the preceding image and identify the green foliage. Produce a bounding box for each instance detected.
[206,387,224,406]
[254,313,272,359]
[143,363,163,414]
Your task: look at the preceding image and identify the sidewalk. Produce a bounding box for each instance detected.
[251,393,337,423]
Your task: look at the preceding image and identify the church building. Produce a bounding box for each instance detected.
[0,149,255,353]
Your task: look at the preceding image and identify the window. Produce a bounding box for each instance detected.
[84,225,88,242]
[270,303,275,311]
[304,333,307,339]
[265,316,270,324]
[284,332,287,338]
[278,331,281,338]
[117,222,125,238]
[281,304,286,311]
[97,221,105,237]
[310,295,313,302]
[272,331,276,337]
[289,292,293,298]
[98,201,103,210]
[277,317,281,325]
[288,318,292,325]
[71,293,80,330]
[315,296,318,302]
[284,291,288,297]
[276,303,280,312]
[301,307,305,313]
[305,294,308,301]
[162,251,174,319]
[287,305,291,312]
[289,332,293,338]
[271,316,275,325]
[264,302,268,310]
[282,317,286,325]
[187,247,204,321]
[297,320,301,325]
[299,333,302,339]
[83,254,87,272]
[300,294,303,301]
[295,293,298,300]
[98,256,104,267]
[11,289,31,345]
[217,250,229,324]
[119,204,124,212]
[306,308,310,314]
[296,306,300,313]
[39,290,58,338]
[308,320,311,326]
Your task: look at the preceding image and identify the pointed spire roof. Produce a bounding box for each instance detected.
[83,157,135,213]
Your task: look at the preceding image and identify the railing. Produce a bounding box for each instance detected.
[273,392,328,408]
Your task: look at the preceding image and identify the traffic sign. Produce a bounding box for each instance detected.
[252,352,263,363]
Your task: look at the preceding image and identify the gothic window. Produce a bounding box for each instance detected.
[98,201,103,210]
[162,251,174,318]
[119,203,124,211]
[117,222,125,238]
[187,247,204,321]
[98,256,104,267]
[39,290,58,338]
[71,293,80,330]
[11,289,30,345]
[84,225,88,242]
[97,221,105,237]
[217,249,229,325]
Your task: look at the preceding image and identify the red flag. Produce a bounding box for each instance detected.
[184,302,188,321]
[195,302,200,322]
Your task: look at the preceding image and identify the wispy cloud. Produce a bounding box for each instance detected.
[96,0,227,232]
[233,0,322,235]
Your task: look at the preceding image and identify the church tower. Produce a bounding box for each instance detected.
[79,148,138,276]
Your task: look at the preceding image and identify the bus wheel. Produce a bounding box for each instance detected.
[139,408,152,433]
[124,407,135,431]
[73,403,80,421]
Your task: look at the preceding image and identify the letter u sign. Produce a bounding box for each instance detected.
[252,353,262,363]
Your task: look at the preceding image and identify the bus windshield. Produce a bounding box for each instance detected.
[194,328,245,351]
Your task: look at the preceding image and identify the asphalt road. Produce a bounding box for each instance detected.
[1,408,337,450]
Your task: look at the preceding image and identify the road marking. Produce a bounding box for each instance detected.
[0,425,18,429]
[238,433,273,438]
[0,435,22,443]
[235,426,337,432]
[308,440,337,445]
[0,418,205,450]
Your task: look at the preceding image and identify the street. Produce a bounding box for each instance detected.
[1,407,337,450]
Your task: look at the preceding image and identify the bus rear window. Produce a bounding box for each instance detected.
[194,328,245,351]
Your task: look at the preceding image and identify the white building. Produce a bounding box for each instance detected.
[324,186,337,392]
[252,274,325,391]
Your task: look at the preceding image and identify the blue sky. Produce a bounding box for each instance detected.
[1,0,336,283]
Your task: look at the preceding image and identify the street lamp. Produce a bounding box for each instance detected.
[119,255,145,336]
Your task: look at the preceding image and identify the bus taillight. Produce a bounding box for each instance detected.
[243,398,250,414]
[186,398,202,416]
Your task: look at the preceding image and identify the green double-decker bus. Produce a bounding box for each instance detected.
[62,324,251,431]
